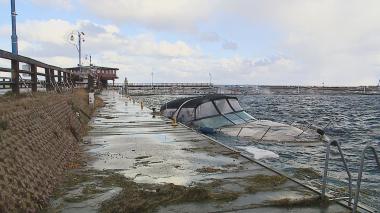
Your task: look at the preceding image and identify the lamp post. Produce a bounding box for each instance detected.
[151,71,154,88]
[10,0,18,55]
[209,72,212,87]
[70,31,85,73]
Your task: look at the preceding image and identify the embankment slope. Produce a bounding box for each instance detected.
[0,90,100,212]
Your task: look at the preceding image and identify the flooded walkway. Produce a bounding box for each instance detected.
[62,91,351,212]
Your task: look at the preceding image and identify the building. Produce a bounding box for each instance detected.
[66,65,119,88]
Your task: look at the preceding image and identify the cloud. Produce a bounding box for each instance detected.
[80,0,216,32]
[1,18,295,85]
[0,25,9,36]
[2,1,380,85]
[78,0,380,85]
[30,0,73,9]
[222,41,238,50]
[222,0,380,85]
[199,32,220,42]
[8,19,198,60]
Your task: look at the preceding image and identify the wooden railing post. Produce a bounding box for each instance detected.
[70,73,75,87]
[31,64,37,92]
[50,69,55,88]
[58,71,62,86]
[45,68,51,91]
[63,72,67,86]
[88,74,93,91]
[11,59,19,94]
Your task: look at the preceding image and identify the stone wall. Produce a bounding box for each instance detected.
[0,90,91,212]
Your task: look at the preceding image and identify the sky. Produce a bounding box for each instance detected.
[0,0,379,85]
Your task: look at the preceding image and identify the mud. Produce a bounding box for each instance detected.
[196,166,226,173]
[48,168,241,213]
[293,167,322,180]
[245,174,288,193]
[265,196,329,208]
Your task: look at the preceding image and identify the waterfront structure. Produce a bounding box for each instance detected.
[66,65,118,88]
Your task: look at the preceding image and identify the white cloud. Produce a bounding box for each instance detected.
[0,25,9,36]
[9,19,198,60]
[18,19,73,46]
[79,0,216,32]
[199,32,220,42]
[9,18,291,85]
[30,0,73,9]
[78,0,380,85]
[2,1,380,85]
[222,0,380,85]
[222,41,238,50]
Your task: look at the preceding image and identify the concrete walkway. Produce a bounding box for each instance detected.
[77,91,352,212]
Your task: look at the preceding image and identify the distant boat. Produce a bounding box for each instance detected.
[161,95,322,143]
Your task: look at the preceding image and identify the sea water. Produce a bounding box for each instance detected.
[237,94,380,210]
[141,93,380,210]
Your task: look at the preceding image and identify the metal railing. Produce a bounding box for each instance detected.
[125,82,213,87]
[352,144,380,213]
[321,139,353,207]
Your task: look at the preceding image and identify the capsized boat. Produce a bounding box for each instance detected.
[160,95,322,143]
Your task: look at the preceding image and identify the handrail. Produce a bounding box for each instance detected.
[0,49,81,93]
[0,49,66,72]
[352,144,380,213]
[321,140,353,207]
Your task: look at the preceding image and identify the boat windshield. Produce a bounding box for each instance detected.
[224,113,246,124]
[195,102,219,119]
[228,99,243,111]
[162,95,256,128]
[193,115,233,129]
[214,99,234,114]
[235,111,255,121]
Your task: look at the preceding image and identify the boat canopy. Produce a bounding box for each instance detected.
[161,95,255,128]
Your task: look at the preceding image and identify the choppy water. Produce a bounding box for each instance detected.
[139,94,380,210]
[237,94,380,210]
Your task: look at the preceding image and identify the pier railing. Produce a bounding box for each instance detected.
[126,83,213,87]
[0,49,78,94]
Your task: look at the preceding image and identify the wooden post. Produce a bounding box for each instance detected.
[45,68,51,91]
[58,71,62,85]
[31,64,37,92]
[88,74,93,91]
[63,72,67,86]
[70,73,75,87]
[11,59,19,94]
[50,69,55,88]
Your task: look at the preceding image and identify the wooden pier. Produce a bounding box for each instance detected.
[0,49,119,94]
[109,82,217,95]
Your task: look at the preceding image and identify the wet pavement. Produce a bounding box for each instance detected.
[54,90,352,212]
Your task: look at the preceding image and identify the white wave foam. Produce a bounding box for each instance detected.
[237,146,279,159]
